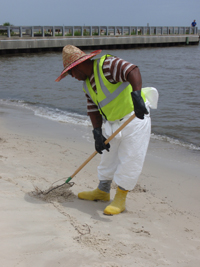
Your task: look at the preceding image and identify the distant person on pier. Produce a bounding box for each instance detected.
[191,20,197,34]
[191,20,197,27]
[55,45,158,215]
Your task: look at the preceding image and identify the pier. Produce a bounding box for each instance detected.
[0,25,199,54]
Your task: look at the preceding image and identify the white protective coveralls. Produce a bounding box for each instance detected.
[98,87,159,190]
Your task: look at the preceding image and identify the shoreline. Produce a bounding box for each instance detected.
[1,99,199,151]
[1,104,200,266]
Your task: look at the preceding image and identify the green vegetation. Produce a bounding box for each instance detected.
[84,32,90,36]
[4,22,11,26]
[55,33,63,36]
[74,30,81,36]
[0,22,13,36]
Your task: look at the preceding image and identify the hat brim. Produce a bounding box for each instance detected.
[55,49,102,82]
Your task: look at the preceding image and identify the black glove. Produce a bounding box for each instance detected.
[92,128,110,154]
[131,90,149,119]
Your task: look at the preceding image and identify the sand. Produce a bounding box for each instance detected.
[0,104,200,267]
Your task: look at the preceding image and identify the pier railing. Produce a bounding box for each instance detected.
[0,25,198,38]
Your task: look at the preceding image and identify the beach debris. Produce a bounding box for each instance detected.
[30,183,75,203]
[112,182,147,193]
[42,181,75,195]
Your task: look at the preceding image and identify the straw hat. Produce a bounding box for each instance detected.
[55,45,102,82]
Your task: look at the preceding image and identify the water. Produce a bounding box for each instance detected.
[0,45,200,150]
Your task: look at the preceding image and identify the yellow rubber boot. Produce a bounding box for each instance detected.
[104,187,128,215]
[78,188,110,201]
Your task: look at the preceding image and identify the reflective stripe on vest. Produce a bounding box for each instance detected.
[96,59,129,108]
[83,81,93,102]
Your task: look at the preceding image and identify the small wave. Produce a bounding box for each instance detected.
[1,98,199,151]
[0,98,91,127]
[34,107,91,126]
[151,133,200,151]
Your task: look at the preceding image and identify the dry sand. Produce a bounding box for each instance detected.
[0,104,200,267]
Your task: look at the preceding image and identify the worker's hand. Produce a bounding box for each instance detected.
[92,128,110,154]
[131,90,149,119]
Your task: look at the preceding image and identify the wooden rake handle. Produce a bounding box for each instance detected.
[70,113,136,179]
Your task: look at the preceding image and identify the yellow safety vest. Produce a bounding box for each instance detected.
[83,55,146,121]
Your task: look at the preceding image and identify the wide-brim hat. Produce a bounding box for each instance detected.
[55,45,102,82]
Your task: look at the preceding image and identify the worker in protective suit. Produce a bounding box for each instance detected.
[56,45,158,215]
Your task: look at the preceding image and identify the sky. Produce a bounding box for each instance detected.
[0,0,199,27]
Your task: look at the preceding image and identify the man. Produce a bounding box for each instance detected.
[191,20,197,34]
[56,45,158,215]
[191,20,197,27]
